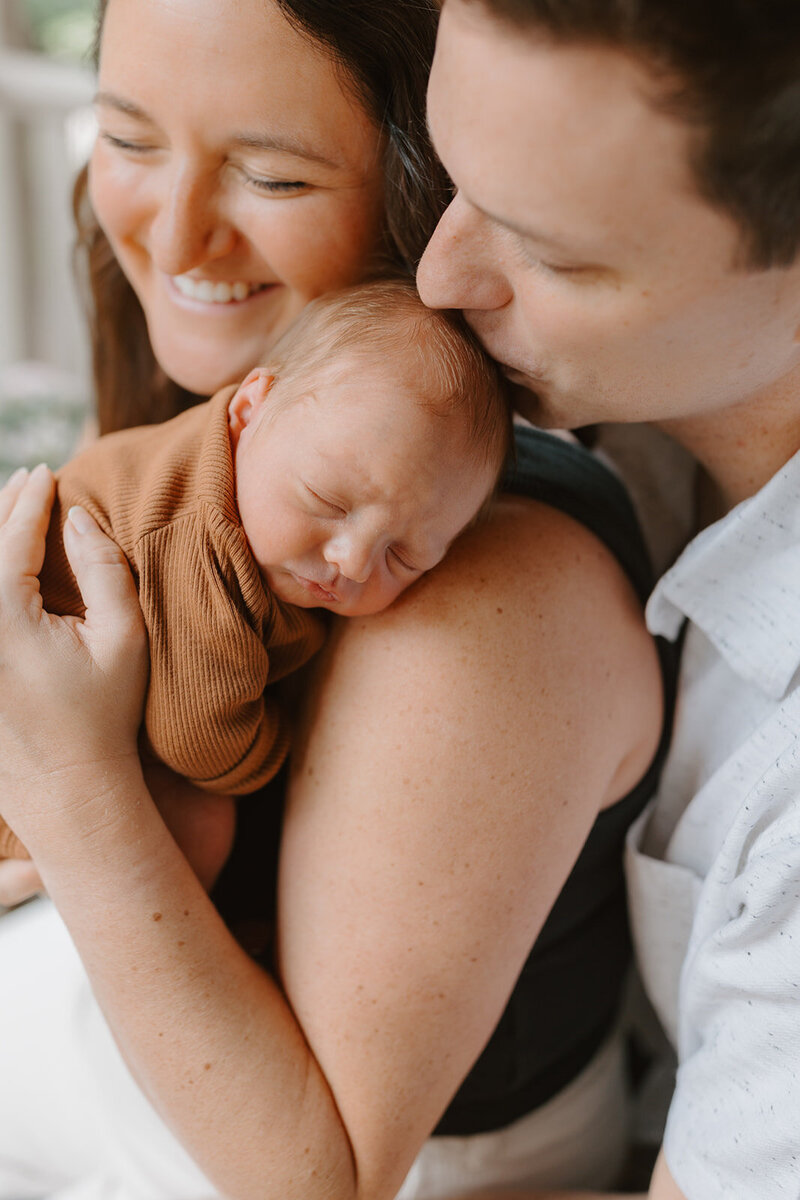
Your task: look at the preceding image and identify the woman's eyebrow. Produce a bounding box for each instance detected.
[94,91,151,120]
[231,132,344,170]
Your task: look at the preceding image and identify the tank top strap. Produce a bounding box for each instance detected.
[502,424,654,605]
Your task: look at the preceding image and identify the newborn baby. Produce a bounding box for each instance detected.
[0,279,508,860]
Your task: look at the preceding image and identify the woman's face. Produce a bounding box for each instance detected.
[89,0,386,394]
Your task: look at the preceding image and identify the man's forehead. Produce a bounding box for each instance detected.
[430,0,702,256]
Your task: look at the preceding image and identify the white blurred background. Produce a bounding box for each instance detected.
[0,0,96,482]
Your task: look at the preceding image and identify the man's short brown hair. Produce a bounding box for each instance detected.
[465,0,800,270]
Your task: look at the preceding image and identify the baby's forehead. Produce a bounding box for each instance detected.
[314,415,487,528]
[288,350,461,434]
[263,337,490,477]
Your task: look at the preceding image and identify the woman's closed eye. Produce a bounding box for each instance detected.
[243,175,308,195]
[99,131,156,154]
[232,160,309,195]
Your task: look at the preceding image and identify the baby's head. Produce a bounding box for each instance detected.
[228,279,510,617]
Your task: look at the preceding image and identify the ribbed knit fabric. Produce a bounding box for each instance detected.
[0,388,325,860]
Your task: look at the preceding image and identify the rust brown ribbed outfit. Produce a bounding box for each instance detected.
[0,387,325,860]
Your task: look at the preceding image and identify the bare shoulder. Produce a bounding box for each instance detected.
[313,495,662,809]
[280,497,664,1190]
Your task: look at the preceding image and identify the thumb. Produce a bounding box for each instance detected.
[63,505,144,645]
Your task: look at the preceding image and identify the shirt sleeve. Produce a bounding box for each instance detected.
[664,774,800,1200]
[135,515,291,794]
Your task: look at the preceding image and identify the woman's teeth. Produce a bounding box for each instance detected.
[172,276,267,304]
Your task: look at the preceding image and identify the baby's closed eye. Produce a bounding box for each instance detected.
[305,486,346,517]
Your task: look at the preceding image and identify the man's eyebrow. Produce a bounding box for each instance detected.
[94,91,343,169]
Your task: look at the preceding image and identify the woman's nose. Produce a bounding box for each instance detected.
[323,532,377,584]
[148,164,237,277]
[417,192,513,313]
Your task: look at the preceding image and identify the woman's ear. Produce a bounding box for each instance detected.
[228,369,276,446]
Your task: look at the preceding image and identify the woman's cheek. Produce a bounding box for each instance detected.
[259,190,384,295]
[88,143,128,231]
[88,145,149,256]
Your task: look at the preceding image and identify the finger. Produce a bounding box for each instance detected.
[0,465,56,603]
[1,463,54,531]
[0,858,44,908]
[0,467,29,527]
[63,506,144,641]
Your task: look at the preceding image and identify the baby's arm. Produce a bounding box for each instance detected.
[136,515,323,796]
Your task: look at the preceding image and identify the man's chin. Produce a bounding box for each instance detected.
[505,379,587,432]
[506,379,550,426]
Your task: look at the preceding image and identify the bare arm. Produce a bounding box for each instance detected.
[0,477,661,1200]
[0,762,236,902]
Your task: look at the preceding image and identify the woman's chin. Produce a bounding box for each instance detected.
[147,318,279,397]
[152,349,250,398]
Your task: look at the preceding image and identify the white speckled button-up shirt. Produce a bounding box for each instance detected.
[626,448,800,1200]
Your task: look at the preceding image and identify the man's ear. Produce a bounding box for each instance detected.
[228,369,276,446]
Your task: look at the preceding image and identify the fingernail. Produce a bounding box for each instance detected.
[5,466,29,486]
[67,505,93,534]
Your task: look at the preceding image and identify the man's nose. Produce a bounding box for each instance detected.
[323,531,379,584]
[417,192,512,313]
[149,163,237,278]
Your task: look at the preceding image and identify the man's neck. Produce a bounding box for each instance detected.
[656,377,800,525]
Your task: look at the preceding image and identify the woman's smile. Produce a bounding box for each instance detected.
[169,274,271,305]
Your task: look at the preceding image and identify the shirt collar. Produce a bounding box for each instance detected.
[646,448,800,699]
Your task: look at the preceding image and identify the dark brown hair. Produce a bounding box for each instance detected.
[263,278,511,471]
[75,0,450,434]
[464,0,800,270]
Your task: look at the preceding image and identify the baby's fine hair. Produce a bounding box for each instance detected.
[264,278,511,472]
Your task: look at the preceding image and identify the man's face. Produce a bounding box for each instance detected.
[418,0,800,433]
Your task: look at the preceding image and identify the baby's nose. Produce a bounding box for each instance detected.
[323,533,378,583]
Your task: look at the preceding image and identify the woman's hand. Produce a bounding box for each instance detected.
[0,465,148,856]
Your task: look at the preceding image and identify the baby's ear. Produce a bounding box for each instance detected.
[228,369,276,445]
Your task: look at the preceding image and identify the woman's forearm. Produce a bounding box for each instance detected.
[28,764,356,1200]
[0,476,349,1198]
[2,483,663,1200]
